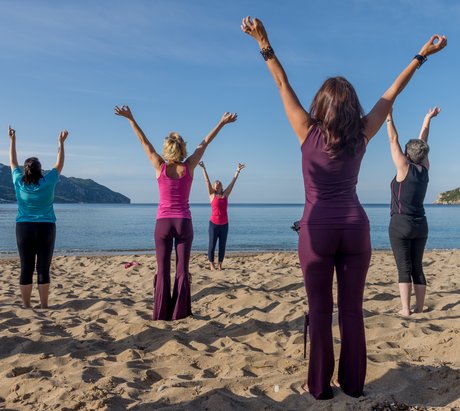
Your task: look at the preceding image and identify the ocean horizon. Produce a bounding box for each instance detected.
[1,203,459,255]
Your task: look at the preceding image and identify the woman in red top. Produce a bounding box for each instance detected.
[199,161,245,270]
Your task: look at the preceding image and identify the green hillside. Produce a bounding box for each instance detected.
[435,187,460,204]
[0,163,130,204]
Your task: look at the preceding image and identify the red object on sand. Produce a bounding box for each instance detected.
[124,261,141,269]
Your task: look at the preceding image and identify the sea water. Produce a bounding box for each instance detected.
[0,204,459,255]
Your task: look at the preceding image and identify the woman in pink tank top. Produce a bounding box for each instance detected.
[198,161,245,270]
[115,106,237,320]
[242,16,447,399]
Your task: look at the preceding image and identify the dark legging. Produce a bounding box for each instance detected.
[16,222,56,285]
[153,218,193,321]
[208,221,228,263]
[298,226,371,399]
[389,214,428,285]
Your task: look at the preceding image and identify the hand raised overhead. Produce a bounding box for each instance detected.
[236,163,246,173]
[426,107,441,119]
[219,112,238,125]
[8,125,15,140]
[59,130,69,143]
[419,35,447,57]
[241,16,269,46]
[114,105,134,121]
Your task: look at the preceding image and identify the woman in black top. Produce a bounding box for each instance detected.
[386,106,440,316]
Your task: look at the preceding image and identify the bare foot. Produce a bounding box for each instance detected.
[217,263,223,270]
[209,262,216,271]
[332,379,340,388]
[301,383,308,392]
[398,309,412,317]
[413,307,424,313]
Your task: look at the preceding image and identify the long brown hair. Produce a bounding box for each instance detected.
[309,77,367,158]
[23,157,43,185]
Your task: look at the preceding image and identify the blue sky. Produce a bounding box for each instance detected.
[0,0,458,203]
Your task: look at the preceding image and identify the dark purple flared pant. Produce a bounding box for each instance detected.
[298,226,371,399]
[153,218,193,321]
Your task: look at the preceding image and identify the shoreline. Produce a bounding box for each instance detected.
[1,248,460,259]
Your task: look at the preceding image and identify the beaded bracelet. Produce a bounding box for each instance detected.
[260,46,275,61]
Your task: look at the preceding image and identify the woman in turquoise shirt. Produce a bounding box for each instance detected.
[9,125,69,309]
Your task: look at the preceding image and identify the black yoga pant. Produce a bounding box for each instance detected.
[208,222,228,263]
[389,214,428,285]
[16,222,56,285]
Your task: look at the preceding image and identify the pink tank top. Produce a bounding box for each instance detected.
[156,162,193,219]
[210,195,228,225]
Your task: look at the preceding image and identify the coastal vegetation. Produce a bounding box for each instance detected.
[435,187,460,204]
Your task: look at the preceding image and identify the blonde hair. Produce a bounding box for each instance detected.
[162,132,187,163]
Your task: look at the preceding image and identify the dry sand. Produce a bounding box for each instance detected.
[0,251,459,410]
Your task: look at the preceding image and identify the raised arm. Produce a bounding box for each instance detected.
[386,110,408,180]
[241,17,312,145]
[418,106,440,170]
[8,126,18,169]
[114,105,164,175]
[419,106,441,143]
[186,112,237,171]
[53,130,69,174]
[364,34,447,142]
[198,161,215,198]
[223,163,245,198]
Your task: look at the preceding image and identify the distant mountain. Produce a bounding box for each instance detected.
[0,163,130,204]
[434,187,460,205]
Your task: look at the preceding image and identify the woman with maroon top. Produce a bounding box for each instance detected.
[198,161,245,270]
[241,16,446,399]
[115,105,237,320]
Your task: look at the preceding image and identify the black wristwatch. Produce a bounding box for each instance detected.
[413,54,427,69]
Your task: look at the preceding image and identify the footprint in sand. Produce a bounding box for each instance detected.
[142,369,162,385]
[376,341,400,349]
[177,374,194,381]
[202,366,220,378]
[242,366,258,377]
[3,318,30,327]
[102,308,118,316]
[6,366,33,378]
[81,367,104,383]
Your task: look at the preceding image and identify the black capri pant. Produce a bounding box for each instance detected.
[16,222,56,285]
[389,214,428,285]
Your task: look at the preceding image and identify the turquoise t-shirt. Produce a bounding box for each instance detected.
[12,167,59,223]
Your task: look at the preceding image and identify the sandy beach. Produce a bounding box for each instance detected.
[0,250,459,410]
